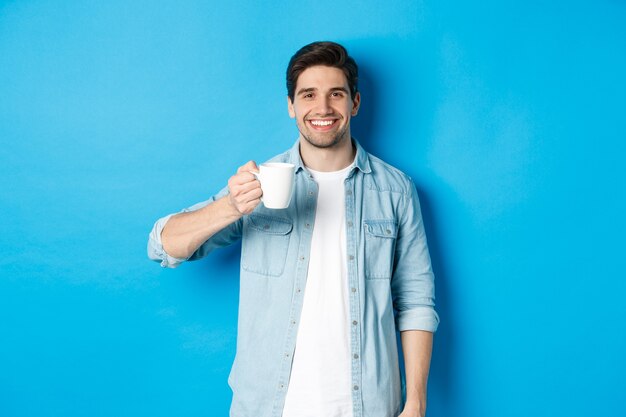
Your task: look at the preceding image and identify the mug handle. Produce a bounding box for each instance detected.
[250,171,263,202]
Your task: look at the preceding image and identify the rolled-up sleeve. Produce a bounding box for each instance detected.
[147,213,189,268]
[391,180,440,332]
[147,186,242,268]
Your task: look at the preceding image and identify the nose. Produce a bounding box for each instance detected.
[315,96,333,116]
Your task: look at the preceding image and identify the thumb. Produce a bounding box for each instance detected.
[248,160,259,172]
[238,160,258,173]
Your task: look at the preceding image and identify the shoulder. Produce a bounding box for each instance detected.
[265,148,292,164]
[366,153,415,196]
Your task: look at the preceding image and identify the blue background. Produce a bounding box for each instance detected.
[1,1,625,416]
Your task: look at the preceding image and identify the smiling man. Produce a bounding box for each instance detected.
[289,65,358,151]
[148,41,439,417]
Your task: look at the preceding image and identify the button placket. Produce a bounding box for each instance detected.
[344,177,363,414]
[276,174,317,411]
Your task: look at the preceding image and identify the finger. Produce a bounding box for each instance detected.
[235,194,261,215]
[237,160,258,174]
[235,187,263,204]
[230,178,261,195]
[243,197,262,213]
[241,160,259,172]
[238,179,261,194]
[230,187,259,206]
[229,171,258,187]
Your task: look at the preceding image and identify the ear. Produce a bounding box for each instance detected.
[287,96,295,118]
[351,92,361,116]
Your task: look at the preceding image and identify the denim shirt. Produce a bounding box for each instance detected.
[148,139,439,417]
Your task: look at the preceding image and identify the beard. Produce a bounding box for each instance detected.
[296,119,350,149]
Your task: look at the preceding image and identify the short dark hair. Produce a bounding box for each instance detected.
[286,41,359,101]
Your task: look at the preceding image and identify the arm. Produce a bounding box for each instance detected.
[391,180,439,332]
[399,330,433,417]
[162,193,244,259]
[391,180,439,416]
[162,160,262,258]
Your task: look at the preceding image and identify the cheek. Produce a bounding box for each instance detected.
[340,102,353,115]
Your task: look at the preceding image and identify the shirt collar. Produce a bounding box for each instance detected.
[287,137,372,175]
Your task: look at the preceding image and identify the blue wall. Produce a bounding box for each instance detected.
[1,1,625,416]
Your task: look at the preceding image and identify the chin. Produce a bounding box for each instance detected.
[304,136,342,149]
[302,130,350,149]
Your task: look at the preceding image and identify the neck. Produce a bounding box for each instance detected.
[299,135,356,172]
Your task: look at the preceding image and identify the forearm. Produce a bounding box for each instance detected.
[161,194,242,259]
[401,330,433,411]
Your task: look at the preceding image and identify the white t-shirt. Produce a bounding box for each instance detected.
[282,164,354,417]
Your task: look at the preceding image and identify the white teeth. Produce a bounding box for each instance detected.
[310,120,334,126]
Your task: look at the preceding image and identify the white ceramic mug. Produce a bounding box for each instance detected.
[252,163,295,209]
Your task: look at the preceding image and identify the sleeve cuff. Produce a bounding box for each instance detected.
[147,214,189,268]
[396,306,440,333]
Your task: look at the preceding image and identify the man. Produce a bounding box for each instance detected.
[148,41,439,417]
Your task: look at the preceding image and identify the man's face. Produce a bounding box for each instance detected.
[288,65,360,149]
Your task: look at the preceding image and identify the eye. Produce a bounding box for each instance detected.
[331,91,344,98]
[303,93,314,99]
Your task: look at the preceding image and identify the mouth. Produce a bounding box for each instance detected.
[307,118,338,132]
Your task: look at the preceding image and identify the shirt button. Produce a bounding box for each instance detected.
[349,255,355,261]
[352,320,358,326]
[279,384,284,389]
[296,288,301,293]
[353,353,359,359]
[285,353,290,357]
[353,385,359,391]
[351,287,357,293]
[308,191,314,196]
[385,229,391,234]
[346,190,352,196]
[347,221,353,227]
[292,320,296,324]
[263,224,270,230]
[300,256,305,261]
[305,223,310,228]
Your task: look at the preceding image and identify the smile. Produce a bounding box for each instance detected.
[308,119,338,130]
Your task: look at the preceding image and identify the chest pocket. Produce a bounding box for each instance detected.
[363,219,398,279]
[242,214,293,277]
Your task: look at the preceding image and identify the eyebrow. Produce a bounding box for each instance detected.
[296,86,350,96]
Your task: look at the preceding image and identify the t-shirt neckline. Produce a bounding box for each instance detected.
[306,160,355,180]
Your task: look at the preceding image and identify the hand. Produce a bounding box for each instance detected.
[398,401,426,417]
[227,161,262,215]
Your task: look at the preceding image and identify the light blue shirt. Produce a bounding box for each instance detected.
[148,139,439,417]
